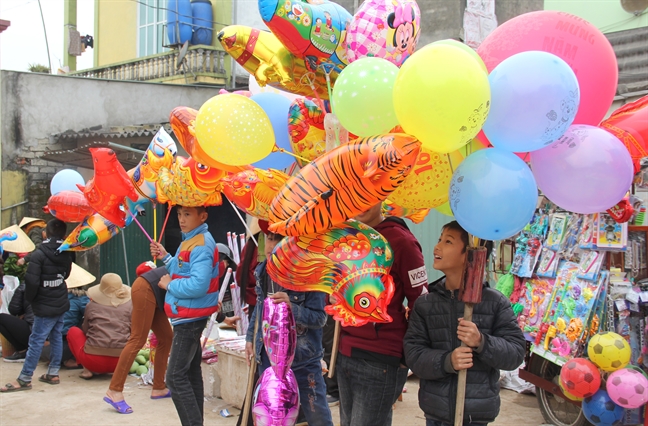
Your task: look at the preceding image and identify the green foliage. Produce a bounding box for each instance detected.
[27,63,50,73]
[3,256,27,281]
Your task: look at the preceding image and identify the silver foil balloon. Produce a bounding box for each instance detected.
[252,367,300,426]
[261,298,296,378]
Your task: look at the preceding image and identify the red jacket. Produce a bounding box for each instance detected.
[339,217,428,365]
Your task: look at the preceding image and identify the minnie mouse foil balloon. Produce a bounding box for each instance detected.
[346,0,421,67]
[252,298,300,426]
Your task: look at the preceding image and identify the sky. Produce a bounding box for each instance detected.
[0,0,95,72]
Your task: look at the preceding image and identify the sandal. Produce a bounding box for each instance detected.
[0,379,32,393]
[38,374,60,385]
[103,396,133,414]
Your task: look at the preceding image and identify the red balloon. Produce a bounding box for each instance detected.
[477,10,617,126]
[43,191,95,223]
[600,95,648,174]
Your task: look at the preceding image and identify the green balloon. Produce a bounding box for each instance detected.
[331,57,400,137]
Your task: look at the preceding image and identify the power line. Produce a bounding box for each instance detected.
[599,10,648,32]
[37,0,52,73]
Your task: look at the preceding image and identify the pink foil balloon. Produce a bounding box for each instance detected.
[262,298,297,378]
[252,367,300,426]
[346,0,421,67]
[477,10,617,126]
[530,125,634,214]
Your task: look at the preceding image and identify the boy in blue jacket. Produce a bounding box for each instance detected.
[150,206,219,426]
[244,230,333,426]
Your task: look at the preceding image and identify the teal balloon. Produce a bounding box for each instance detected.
[332,57,399,137]
[449,148,537,240]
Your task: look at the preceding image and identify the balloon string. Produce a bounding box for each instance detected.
[226,198,258,247]
[274,146,310,163]
[127,209,153,243]
[523,152,530,162]
[157,203,173,243]
[302,72,327,113]
[322,69,341,147]
[153,203,157,243]
[447,153,455,175]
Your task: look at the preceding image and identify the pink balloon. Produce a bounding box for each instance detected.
[262,298,296,378]
[530,125,633,214]
[606,368,648,409]
[252,367,300,426]
[346,0,421,67]
[477,10,617,125]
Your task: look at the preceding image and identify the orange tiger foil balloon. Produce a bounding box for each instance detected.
[268,134,421,236]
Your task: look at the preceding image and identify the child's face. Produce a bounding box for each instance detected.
[177,207,207,233]
[433,228,467,273]
[264,234,282,259]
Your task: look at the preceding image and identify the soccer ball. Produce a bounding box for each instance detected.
[606,367,648,409]
[558,378,583,401]
[582,389,624,426]
[587,332,631,372]
[559,358,601,398]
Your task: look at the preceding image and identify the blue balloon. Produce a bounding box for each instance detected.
[50,169,85,196]
[449,149,537,240]
[250,93,295,170]
[483,51,580,153]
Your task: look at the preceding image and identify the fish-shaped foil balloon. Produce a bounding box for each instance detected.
[156,156,227,207]
[268,134,421,236]
[382,199,430,224]
[267,220,395,327]
[221,168,290,221]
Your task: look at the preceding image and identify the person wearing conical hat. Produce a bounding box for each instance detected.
[16,218,46,265]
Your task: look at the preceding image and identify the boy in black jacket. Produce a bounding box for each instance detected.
[1,219,73,392]
[403,221,525,426]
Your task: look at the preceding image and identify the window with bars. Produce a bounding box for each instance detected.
[138,0,168,57]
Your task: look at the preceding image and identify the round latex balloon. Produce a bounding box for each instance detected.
[346,0,421,67]
[431,39,487,73]
[332,57,400,137]
[483,51,580,153]
[477,10,617,125]
[530,125,634,214]
[449,148,537,240]
[194,94,275,166]
[393,44,491,153]
[50,169,85,196]
[251,93,296,170]
[388,147,464,210]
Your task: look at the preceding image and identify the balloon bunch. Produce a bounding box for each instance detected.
[252,298,300,425]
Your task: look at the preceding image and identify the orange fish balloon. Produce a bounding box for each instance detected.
[268,134,421,236]
[382,199,430,224]
[267,220,395,327]
[77,148,138,228]
[169,106,251,174]
[156,156,227,207]
[221,168,290,220]
[43,191,95,223]
[217,25,338,100]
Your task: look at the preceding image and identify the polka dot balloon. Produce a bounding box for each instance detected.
[194,94,275,166]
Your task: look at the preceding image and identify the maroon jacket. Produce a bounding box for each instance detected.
[339,217,428,366]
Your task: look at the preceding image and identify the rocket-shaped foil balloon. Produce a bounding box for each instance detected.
[252,298,300,426]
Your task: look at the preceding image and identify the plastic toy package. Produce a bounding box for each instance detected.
[547,213,569,251]
[578,214,597,250]
[596,212,627,250]
[536,247,559,278]
[576,250,605,281]
[515,277,555,340]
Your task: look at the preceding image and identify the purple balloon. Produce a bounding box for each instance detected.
[262,298,296,378]
[252,367,300,426]
[530,125,633,214]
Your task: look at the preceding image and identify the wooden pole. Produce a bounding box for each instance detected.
[454,304,473,426]
[241,316,260,426]
[328,320,341,378]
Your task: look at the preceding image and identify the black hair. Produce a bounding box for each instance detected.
[46,218,67,239]
[178,205,207,215]
[266,232,285,242]
[441,220,493,259]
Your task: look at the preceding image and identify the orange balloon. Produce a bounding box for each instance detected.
[388,147,464,210]
[156,156,227,207]
[221,168,290,220]
[382,200,430,224]
[268,134,421,236]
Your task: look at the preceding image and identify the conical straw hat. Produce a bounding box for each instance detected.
[66,262,96,288]
[19,217,46,229]
[0,225,36,254]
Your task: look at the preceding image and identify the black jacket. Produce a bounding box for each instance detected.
[403,277,525,424]
[8,283,34,327]
[141,266,168,312]
[24,238,73,317]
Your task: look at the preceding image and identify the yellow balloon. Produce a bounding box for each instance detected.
[389,147,464,210]
[435,201,454,217]
[194,94,275,166]
[431,39,488,74]
[393,44,491,153]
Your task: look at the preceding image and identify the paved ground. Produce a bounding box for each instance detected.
[0,358,547,426]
